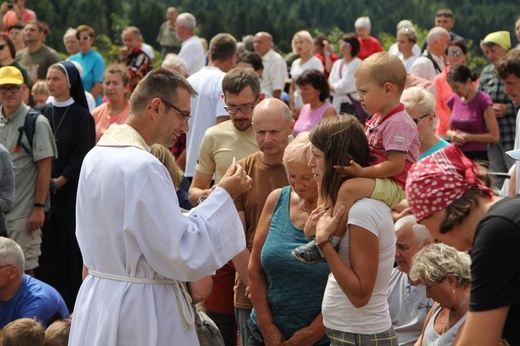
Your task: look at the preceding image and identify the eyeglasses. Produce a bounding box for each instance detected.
[412,113,431,124]
[448,50,463,57]
[224,103,256,114]
[78,36,91,41]
[0,264,12,270]
[161,98,191,122]
[436,11,453,18]
[0,85,21,94]
[341,42,351,49]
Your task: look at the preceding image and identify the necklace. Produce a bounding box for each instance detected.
[51,105,70,142]
[298,197,313,213]
[441,295,469,334]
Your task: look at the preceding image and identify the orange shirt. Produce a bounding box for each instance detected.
[92,101,130,142]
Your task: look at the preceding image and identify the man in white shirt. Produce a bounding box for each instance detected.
[69,68,252,346]
[254,32,287,99]
[410,27,450,83]
[388,215,434,346]
[184,33,236,180]
[176,12,206,76]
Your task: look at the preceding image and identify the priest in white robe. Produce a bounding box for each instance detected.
[68,68,252,346]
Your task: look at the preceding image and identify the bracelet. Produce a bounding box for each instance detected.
[317,238,331,249]
[34,203,45,208]
[324,52,331,56]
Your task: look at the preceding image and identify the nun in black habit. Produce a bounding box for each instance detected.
[36,61,95,310]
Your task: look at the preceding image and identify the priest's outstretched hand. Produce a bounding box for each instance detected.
[218,163,252,199]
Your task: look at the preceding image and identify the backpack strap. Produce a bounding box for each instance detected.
[16,108,40,155]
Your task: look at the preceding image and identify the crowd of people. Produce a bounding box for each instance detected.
[0,2,519,345]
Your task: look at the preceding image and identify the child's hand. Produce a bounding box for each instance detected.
[334,160,363,177]
[316,205,346,243]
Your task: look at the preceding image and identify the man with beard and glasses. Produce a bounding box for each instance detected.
[188,67,264,346]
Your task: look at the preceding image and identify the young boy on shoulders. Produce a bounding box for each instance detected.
[293,52,419,263]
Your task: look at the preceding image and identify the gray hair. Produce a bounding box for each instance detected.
[162,55,188,76]
[63,28,76,42]
[283,131,311,167]
[394,214,432,247]
[397,26,418,43]
[427,26,450,45]
[0,237,25,276]
[396,20,414,31]
[401,86,435,116]
[176,13,196,32]
[355,16,371,29]
[409,243,471,287]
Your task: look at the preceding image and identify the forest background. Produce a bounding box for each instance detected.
[34,0,519,72]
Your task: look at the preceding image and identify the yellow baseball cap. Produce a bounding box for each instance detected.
[0,66,23,86]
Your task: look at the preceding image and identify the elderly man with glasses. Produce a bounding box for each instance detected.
[0,66,55,277]
[0,237,69,329]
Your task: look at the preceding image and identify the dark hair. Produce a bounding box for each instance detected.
[495,50,520,79]
[236,52,263,71]
[76,24,95,38]
[439,164,493,234]
[296,69,329,102]
[341,33,360,57]
[105,64,130,86]
[314,34,327,47]
[25,21,45,32]
[447,40,468,55]
[0,34,16,59]
[209,33,237,62]
[8,24,24,32]
[309,114,370,206]
[222,67,261,98]
[447,64,478,83]
[130,68,197,115]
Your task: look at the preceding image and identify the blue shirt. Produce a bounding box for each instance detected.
[419,138,450,160]
[70,50,105,106]
[251,186,330,344]
[0,274,70,329]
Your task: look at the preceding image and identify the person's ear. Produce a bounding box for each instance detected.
[383,81,395,96]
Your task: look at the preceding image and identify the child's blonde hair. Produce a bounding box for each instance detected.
[44,319,71,346]
[150,144,183,188]
[355,52,407,93]
[31,80,49,97]
[0,318,45,346]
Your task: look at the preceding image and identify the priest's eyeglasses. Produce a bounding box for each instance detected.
[161,98,191,122]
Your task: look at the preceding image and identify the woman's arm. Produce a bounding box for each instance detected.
[315,207,379,308]
[284,312,326,346]
[248,189,285,344]
[451,105,500,145]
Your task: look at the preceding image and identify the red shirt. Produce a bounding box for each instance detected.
[357,36,383,60]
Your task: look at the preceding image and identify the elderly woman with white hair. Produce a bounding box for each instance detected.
[355,16,383,60]
[289,30,324,118]
[248,132,330,346]
[409,243,471,346]
[396,26,419,72]
[161,54,188,77]
[388,20,421,58]
[401,86,449,160]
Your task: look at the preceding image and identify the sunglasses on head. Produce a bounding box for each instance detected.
[436,11,453,18]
